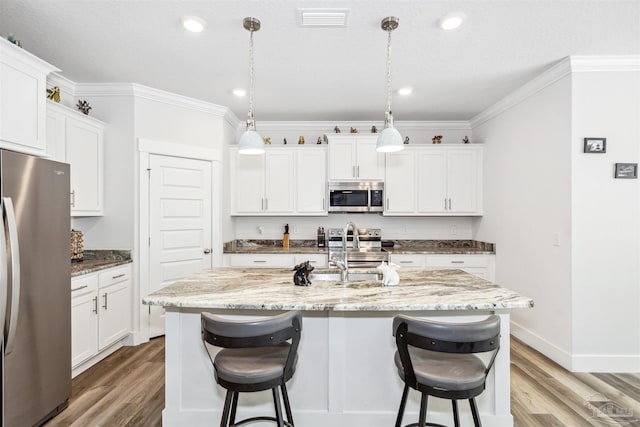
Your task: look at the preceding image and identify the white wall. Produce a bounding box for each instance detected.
[570,70,640,370]
[472,75,574,366]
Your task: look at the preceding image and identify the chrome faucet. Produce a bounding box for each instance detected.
[336,221,359,283]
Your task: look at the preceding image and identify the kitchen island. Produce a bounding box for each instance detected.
[144,268,533,427]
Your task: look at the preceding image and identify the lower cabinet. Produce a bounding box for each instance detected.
[389,254,495,282]
[71,264,132,373]
[224,253,328,268]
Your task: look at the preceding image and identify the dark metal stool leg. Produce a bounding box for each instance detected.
[469,398,482,427]
[452,400,460,427]
[418,393,428,427]
[272,387,285,427]
[281,384,294,426]
[229,392,239,426]
[220,390,233,427]
[395,384,409,427]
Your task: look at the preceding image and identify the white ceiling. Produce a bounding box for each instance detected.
[1,1,638,121]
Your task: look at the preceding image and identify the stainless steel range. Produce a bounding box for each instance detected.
[327,227,389,268]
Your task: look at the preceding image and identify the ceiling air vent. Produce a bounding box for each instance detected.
[298,8,350,27]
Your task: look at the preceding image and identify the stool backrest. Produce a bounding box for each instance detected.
[393,315,501,389]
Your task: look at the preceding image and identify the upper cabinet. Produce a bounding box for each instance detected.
[0,38,59,156]
[385,145,483,216]
[230,147,327,216]
[47,102,105,216]
[326,134,384,181]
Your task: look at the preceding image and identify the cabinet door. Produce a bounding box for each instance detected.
[417,150,447,213]
[296,149,327,214]
[231,150,265,214]
[355,137,385,180]
[98,280,131,350]
[67,119,103,215]
[264,151,294,214]
[328,140,357,180]
[389,254,425,268]
[227,254,295,268]
[384,150,416,214]
[447,149,479,213]
[46,106,67,161]
[71,284,98,367]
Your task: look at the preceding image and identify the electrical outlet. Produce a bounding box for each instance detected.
[257,226,263,235]
[552,232,560,247]
[450,226,457,235]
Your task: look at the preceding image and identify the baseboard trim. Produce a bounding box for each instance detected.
[510,320,573,370]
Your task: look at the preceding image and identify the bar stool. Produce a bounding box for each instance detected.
[392,314,501,427]
[201,311,302,427]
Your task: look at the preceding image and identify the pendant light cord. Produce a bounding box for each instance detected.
[248,23,255,122]
[386,26,393,114]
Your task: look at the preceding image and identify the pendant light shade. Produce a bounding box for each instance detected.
[376,16,404,153]
[239,17,264,155]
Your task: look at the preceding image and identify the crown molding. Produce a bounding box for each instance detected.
[47,72,76,96]
[247,120,471,132]
[470,55,640,128]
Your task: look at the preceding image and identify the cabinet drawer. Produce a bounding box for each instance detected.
[426,255,490,268]
[229,254,295,268]
[99,265,132,288]
[294,254,328,268]
[71,274,98,294]
[390,254,425,268]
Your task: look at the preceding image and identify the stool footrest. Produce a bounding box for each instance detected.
[232,416,293,427]
[403,423,447,427]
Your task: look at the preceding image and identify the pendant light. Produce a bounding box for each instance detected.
[238,17,264,155]
[376,16,404,153]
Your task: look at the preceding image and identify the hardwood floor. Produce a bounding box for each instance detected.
[46,336,639,426]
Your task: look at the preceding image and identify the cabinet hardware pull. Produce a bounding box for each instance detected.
[451,261,465,264]
[253,260,267,263]
[448,198,452,210]
[399,261,413,264]
[92,296,98,314]
[102,293,108,310]
[204,248,211,254]
[112,273,125,279]
[70,190,76,207]
[356,166,359,177]
[444,198,447,210]
[261,198,264,210]
[386,198,389,210]
[71,285,88,292]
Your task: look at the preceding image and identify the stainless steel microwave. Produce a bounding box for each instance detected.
[328,182,384,213]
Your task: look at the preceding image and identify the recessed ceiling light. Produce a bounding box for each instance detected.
[232,88,246,97]
[439,13,466,31]
[181,15,206,33]
[398,87,413,96]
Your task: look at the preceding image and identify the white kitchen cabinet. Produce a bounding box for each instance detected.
[226,254,295,268]
[326,134,384,181]
[230,148,294,215]
[70,264,132,374]
[384,148,417,214]
[384,145,483,216]
[0,38,59,156]
[294,253,328,268]
[230,147,328,216]
[47,101,105,216]
[389,253,495,281]
[296,148,327,215]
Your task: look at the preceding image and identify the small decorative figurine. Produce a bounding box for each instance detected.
[283,138,287,145]
[334,126,341,133]
[350,127,359,133]
[7,33,21,47]
[404,136,410,144]
[377,261,400,286]
[432,135,443,144]
[264,137,271,145]
[371,125,378,133]
[47,86,61,103]
[76,100,92,115]
[293,261,314,286]
[462,136,470,144]
[316,137,322,144]
[298,136,305,144]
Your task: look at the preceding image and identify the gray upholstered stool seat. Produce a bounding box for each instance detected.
[394,349,486,392]
[201,311,302,427]
[393,314,501,427]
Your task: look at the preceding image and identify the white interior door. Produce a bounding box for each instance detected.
[148,154,212,337]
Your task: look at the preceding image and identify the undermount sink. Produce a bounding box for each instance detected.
[309,271,382,282]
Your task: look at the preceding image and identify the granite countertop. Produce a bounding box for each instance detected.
[143,267,532,311]
[224,240,327,254]
[71,250,132,277]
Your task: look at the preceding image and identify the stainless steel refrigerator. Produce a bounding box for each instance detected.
[1,150,71,426]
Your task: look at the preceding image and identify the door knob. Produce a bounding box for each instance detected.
[204,248,211,254]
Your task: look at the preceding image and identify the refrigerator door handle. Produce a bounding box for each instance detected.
[0,198,7,351]
[3,197,21,355]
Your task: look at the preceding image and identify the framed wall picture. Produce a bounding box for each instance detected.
[584,138,606,153]
[614,163,638,179]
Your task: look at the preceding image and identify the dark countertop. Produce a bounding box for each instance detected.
[71,250,132,277]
